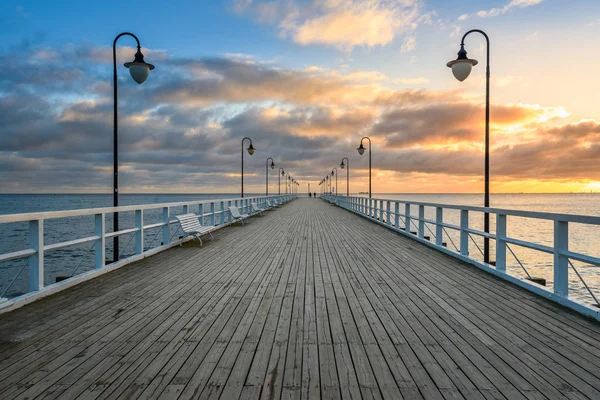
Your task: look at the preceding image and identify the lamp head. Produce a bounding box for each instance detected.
[357,143,365,156]
[446,44,478,82]
[270,160,275,169]
[340,161,345,169]
[124,48,155,84]
[331,170,334,176]
[247,143,255,155]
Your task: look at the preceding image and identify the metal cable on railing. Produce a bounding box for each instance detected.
[506,243,533,280]
[442,227,459,252]
[0,258,29,298]
[118,232,136,259]
[568,260,600,307]
[468,232,484,256]
[70,242,96,277]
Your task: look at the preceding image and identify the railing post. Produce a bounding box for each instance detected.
[369,199,373,218]
[199,203,203,225]
[460,210,470,257]
[183,204,188,214]
[418,205,425,239]
[28,219,44,292]
[135,209,144,255]
[379,200,384,222]
[495,214,507,271]
[394,202,399,228]
[228,201,232,223]
[210,202,215,226]
[386,201,391,226]
[95,213,105,269]
[220,201,225,225]
[162,207,170,246]
[554,220,569,297]
[404,204,411,233]
[435,207,443,246]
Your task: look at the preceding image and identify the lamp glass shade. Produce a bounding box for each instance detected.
[270,161,275,169]
[331,171,334,176]
[247,144,255,155]
[340,162,345,169]
[447,58,478,82]
[357,144,365,155]
[126,63,151,84]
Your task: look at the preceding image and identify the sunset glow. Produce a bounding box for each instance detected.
[1,0,600,194]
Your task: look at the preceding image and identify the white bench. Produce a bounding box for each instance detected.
[229,206,250,225]
[251,202,266,216]
[175,214,216,247]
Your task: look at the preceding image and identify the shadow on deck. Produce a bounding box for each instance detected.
[0,198,599,399]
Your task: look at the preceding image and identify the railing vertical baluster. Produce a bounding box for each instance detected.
[379,201,384,222]
[95,213,105,269]
[199,204,203,225]
[369,198,373,218]
[229,201,233,223]
[210,202,215,226]
[28,219,44,292]
[404,204,411,233]
[460,210,470,257]
[495,214,507,271]
[554,220,569,297]
[220,201,225,225]
[386,201,391,226]
[163,207,170,246]
[135,210,144,255]
[394,202,399,228]
[183,205,188,214]
[418,205,425,239]
[436,207,443,246]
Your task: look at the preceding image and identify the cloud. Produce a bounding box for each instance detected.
[392,77,430,85]
[400,35,416,52]
[459,0,542,20]
[1,41,598,194]
[234,0,422,50]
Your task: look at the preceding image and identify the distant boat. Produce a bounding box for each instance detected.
[359,191,368,194]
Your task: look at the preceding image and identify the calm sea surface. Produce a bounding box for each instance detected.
[1,193,599,306]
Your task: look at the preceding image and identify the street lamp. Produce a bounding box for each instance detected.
[340,157,349,196]
[331,168,337,195]
[447,29,491,264]
[266,158,275,196]
[241,137,255,198]
[112,32,154,262]
[357,137,371,198]
[326,175,330,194]
[278,168,285,195]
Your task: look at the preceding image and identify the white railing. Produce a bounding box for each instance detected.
[323,194,600,321]
[0,194,295,312]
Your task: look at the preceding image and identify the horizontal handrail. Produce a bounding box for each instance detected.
[323,194,600,320]
[0,194,296,312]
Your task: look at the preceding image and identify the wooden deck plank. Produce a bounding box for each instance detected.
[0,198,599,400]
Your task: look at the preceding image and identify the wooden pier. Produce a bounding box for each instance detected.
[1,198,600,399]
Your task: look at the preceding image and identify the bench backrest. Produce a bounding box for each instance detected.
[228,206,242,218]
[175,213,202,234]
[251,202,260,211]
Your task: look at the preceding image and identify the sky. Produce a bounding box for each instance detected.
[1,0,600,194]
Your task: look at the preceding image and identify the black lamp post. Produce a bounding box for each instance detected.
[112,32,154,262]
[241,137,255,198]
[340,157,349,196]
[278,168,285,195]
[447,29,491,264]
[357,137,371,198]
[331,168,338,195]
[266,158,275,196]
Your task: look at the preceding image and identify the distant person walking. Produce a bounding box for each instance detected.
[309,192,312,198]
[314,192,316,198]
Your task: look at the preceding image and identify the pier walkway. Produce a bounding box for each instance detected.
[1,198,600,399]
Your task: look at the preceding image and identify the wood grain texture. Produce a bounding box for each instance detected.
[0,198,599,400]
